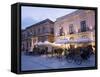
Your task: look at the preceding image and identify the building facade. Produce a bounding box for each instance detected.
[54,10,95,48]
[21,19,54,51]
[21,10,95,51]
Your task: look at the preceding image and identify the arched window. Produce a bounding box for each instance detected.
[69,24,74,34]
[59,27,64,36]
[80,20,87,32]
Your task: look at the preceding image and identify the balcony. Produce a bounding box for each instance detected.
[78,27,90,33]
[69,31,75,34]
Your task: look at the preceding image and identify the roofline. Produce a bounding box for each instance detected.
[26,19,54,30]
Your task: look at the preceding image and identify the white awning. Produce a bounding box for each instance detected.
[55,38,69,44]
[37,41,43,45]
[76,37,93,43]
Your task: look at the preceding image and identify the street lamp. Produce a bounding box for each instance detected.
[63,32,67,55]
[89,26,94,46]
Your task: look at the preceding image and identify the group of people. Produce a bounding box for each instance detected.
[65,45,95,60]
[24,44,95,61]
[32,45,48,55]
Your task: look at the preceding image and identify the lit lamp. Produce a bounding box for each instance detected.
[89,26,93,31]
[59,26,61,29]
[76,29,78,33]
[56,33,58,36]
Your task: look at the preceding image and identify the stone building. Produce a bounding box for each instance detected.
[21,10,95,51]
[54,10,95,48]
[21,19,54,51]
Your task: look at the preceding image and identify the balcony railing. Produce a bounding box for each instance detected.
[69,31,75,34]
[78,27,91,33]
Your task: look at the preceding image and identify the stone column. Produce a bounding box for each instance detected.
[30,38,33,52]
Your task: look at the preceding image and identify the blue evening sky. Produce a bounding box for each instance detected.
[21,6,77,29]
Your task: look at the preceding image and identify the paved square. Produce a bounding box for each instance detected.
[21,52,95,71]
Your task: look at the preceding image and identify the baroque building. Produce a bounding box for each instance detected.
[21,10,95,51]
[54,10,95,48]
[21,19,54,51]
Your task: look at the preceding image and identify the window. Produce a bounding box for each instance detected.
[42,27,45,33]
[38,28,40,34]
[27,31,30,37]
[50,28,54,34]
[30,41,31,47]
[32,30,34,35]
[34,29,36,35]
[59,27,64,36]
[26,30,33,37]
[69,24,74,34]
[59,27,62,36]
[30,30,33,35]
[80,20,87,32]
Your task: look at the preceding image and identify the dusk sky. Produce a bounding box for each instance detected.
[21,6,77,29]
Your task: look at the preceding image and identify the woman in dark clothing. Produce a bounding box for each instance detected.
[80,47,88,60]
[81,45,93,60]
[45,47,48,55]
